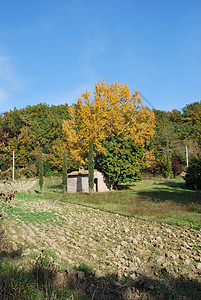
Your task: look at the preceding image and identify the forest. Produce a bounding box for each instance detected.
[0,81,201,186]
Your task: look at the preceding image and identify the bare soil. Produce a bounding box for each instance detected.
[1,194,201,299]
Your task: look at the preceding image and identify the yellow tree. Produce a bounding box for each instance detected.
[63,80,155,164]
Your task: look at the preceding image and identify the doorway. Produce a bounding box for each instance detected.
[94,178,98,192]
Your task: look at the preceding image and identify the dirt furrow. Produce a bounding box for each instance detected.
[4,196,201,285]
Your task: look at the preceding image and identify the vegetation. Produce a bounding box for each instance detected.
[62,80,155,164]
[39,152,43,194]
[0,177,201,299]
[0,239,85,299]
[96,135,144,186]
[148,105,201,179]
[88,141,94,193]
[23,177,201,229]
[0,80,200,188]
[62,153,67,194]
[1,80,201,299]
[184,158,201,190]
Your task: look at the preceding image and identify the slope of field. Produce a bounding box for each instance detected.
[1,191,201,299]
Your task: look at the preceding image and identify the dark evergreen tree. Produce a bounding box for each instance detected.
[39,152,43,193]
[62,152,67,194]
[88,141,94,193]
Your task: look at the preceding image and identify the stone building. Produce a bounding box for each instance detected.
[67,167,111,193]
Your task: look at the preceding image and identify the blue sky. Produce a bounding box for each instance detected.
[0,0,201,113]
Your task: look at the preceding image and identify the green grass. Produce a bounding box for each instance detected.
[0,193,66,227]
[1,205,60,224]
[0,256,85,300]
[25,176,201,229]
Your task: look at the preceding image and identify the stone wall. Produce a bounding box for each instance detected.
[94,170,111,192]
[67,171,111,193]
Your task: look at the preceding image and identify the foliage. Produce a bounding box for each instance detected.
[142,149,155,169]
[48,139,65,173]
[30,150,53,177]
[1,102,69,152]
[43,160,55,177]
[62,153,67,194]
[88,141,94,193]
[158,153,173,178]
[15,128,37,168]
[23,164,38,178]
[39,152,44,193]
[149,106,201,177]
[49,139,79,174]
[184,159,201,190]
[0,103,70,179]
[181,101,201,144]
[0,127,15,171]
[96,135,144,186]
[63,80,155,164]
[1,95,201,179]
[172,159,185,176]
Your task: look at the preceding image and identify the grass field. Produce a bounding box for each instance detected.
[26,176,201,230]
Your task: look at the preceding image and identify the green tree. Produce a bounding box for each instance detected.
[62,153,67,194]
[96,135,144,187]
[0,127,15,172]
[49,139,79,175]
[39,152,43,194]
[184,158,201,190]
[149,110,183,177]
[15,128,37,168]
[88,141,94,193]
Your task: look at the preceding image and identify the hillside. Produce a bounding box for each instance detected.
[1,189,201,299]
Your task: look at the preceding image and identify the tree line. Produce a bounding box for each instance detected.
[0,80,200,187]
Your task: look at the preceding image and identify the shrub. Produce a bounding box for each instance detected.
[172,159,185,176]
[184,159,201,190]
[0,169,12,180]
[23,164,37,178]
[31,250,57,285]
[15,168,25,179]
[62,153,67,194]
[43,160,55,177]
[88,141,94,193]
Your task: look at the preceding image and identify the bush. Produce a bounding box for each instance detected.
[172,159,185,176]
[31,250,57,285]
[0,169,12,180]
[23,164,37,178]
[160,154,173,178]
[184,159,201,190]
[15,168,25,179]
[43,160,55,177]
[15,165,38,179]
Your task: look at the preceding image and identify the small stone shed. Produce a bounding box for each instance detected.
[67,167,111,193]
